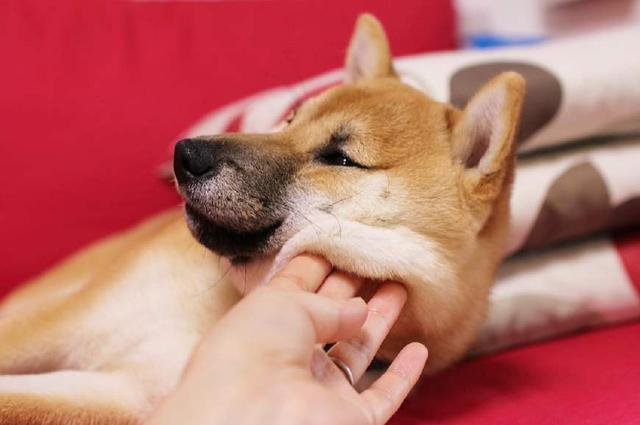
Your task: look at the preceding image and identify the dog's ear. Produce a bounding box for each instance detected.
[450,72,525,223]
[345,14,396,83]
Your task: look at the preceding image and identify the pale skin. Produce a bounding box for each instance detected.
[146,255,428,425]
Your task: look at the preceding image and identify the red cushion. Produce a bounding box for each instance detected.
[392,320,640,425]
[0,0,456,295]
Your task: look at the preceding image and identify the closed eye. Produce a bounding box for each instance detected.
[317,148,366,168]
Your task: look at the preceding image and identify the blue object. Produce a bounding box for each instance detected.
[467,34,547,49]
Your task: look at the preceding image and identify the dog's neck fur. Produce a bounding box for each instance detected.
[236,212,455,295]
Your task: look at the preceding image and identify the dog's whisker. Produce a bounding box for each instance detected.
[243,263,247,295]
[281,203,324,237]
[326,211,343,239]
[294,210,323,236]
[318,196,354,212]
[199,261,233,296]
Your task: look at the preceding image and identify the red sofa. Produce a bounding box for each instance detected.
[1,1,638,423]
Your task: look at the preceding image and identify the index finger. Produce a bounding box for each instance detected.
[270,254,333,292]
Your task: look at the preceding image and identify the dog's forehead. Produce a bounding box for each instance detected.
[302,79,436,121]
[288,79,450,155]
[264,78,456,176]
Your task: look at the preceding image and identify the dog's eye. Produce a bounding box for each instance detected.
[318,149,363,168]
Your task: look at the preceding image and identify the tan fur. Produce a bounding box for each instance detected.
[0,210,179,318]
[0,393,137,425]
[0,213,240,424]
[0,14,525,424]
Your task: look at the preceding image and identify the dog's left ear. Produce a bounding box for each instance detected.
[450,72,526,225]
[345,14,396,83]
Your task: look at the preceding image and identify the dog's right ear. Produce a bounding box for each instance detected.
[345,14,396,83]
[450,72,526,229]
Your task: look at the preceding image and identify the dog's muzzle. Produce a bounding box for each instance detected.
[172,137,296,259]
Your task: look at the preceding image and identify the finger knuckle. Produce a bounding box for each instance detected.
[345,335,371,363]
[367,307,394,328]
[388,364,413,382]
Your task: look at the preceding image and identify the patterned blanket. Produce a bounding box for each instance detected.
[508,138,640,254]
[474,231,640,354]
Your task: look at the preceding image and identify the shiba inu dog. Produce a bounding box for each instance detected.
[0,14,524,425]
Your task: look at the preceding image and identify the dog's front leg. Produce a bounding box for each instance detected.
[0,370,147,425]
[0,209,182,318]
[0,307,72,374]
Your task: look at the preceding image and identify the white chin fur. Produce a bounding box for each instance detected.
[233,212,454,295]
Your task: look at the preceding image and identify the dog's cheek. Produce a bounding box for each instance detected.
[325,173,406,226]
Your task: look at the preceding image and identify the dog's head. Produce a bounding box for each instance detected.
[174,15,524,370]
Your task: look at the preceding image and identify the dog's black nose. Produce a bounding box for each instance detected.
[174,138,219,183]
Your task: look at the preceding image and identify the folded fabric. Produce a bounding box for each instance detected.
[176,25,640,155]
[472,231,640,355]
[455,0,640,48]
[507,138,640,255]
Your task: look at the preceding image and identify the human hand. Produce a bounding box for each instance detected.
[146,255,427,425]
